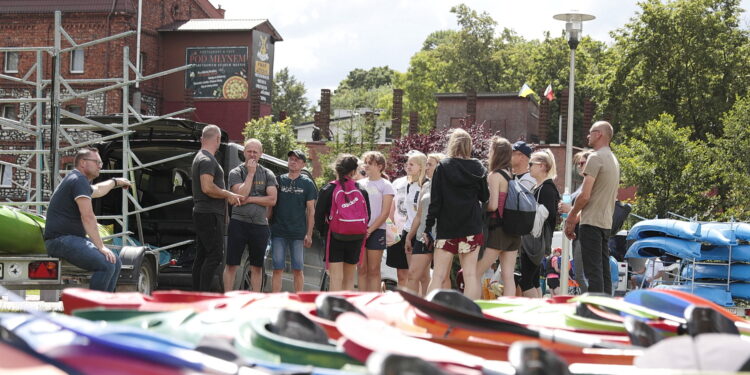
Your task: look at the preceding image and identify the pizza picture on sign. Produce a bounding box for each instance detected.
[222,76,248,99]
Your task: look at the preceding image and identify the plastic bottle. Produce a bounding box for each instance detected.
[561,189,571,220]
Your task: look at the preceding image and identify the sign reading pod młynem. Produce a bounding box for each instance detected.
[185,47,249,99]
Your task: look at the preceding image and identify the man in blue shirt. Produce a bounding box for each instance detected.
[44,148,130,291]
[270,150,317,292]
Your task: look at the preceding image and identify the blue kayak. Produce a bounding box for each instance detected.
[729,282,750,299]
[703,222,750,243]
[697,245,750,263]
[627,219,701,241]
[681,263,750,282]
[698,223,736,246]
[625,236,702,259]
[651,284,735,307]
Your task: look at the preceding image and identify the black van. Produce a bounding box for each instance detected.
[84,115,327,292]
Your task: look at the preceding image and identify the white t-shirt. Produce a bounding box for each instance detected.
[644,258,664,279]
[404,181,421,231]
[358,178,395,229]
[392,176,408,231]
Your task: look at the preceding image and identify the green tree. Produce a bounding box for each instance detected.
[338,66,397,90]
[600,0,750,139]
[711,95,750,220]
[613,113,716,220]
[241,116,306,160]
[271,67,311,125]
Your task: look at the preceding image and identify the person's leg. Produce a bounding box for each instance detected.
[48,235,120,291]
[250,266,263,292]
[572,239,588,294]
[518,251,537,297]
[427,248,454,295]
[498,250,517,297]
[191,212,208,291]
[107,255,122,292]
[579,225,604,293]
[476,248,500,285]
[223,265,238,291]
[406,253,431,295]
[271,237,286,293]
[223,219,246,291]
[600,227,613,295]
[357,253,368,291]
[342,263,357,291]
[199,214,225,292]
[290,239,305,292]
[459,250,481,300]
[366,250,384,292]
[328,262,343,291]
[247,224,270,293]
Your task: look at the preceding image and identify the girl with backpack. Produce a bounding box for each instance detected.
[477,136,519,297]
[314,154,371,291]
[357,151,395,292]
[519,149,560,297]
[545,247,563,296]
[424,129,489,299]
[405,152,445,296]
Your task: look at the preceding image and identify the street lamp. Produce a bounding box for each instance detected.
[553,11,594,295]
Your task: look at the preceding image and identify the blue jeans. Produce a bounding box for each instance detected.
[271,237,304,270]
[45,235,122,292]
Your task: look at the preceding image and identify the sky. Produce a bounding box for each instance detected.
[208,0,750,106]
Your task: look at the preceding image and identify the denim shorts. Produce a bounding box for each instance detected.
[271,237,304,271]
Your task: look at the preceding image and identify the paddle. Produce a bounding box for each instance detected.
[397,289,635,350]
[508,341,571,375]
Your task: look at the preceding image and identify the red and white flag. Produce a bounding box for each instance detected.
[544,84,555,101]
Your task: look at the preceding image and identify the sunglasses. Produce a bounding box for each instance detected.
[359,169,367,176]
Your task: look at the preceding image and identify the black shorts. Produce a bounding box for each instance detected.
[326,236,363,265]
[226,219,270,267]
[547,277,560,290]
[412,240,433,255]
[365,229,386,250]
[386,230,411,269]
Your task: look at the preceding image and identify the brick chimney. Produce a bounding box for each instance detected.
[320,89,331,140]
[466,89,476,126]
[391,89,403,139]
[538,99,549,144]
[559,88,569,144]
[408,111,419,135]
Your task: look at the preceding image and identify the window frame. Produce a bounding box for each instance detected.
[0,164,12,188]
[4,51,19,73]
[70,49,85,74]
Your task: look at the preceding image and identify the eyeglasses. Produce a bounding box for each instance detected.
[589,129,601,135]
[83,158,103,167]
[578,161,587,166]
[359,169,367,176]
[528,162,543,168]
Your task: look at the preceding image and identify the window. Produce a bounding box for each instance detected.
[66,105,83,116]
[0,165,12,188]
[1,104,17,120]
[4,52,19,73]
[70,49,84,73]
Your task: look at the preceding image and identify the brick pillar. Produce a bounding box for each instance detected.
[582,98,596,142]
[538,99,550,144]
[250,89,261,120]
[392,89,403,139]
[408,111,419,135]
[320,89,331,140]
[466,89,476,126]
[559,88,569,144]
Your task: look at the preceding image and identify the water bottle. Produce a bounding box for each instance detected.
[561,189,571,220]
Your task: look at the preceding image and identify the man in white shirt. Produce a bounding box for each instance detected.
[511,141,536,190]
[631,257,665,288]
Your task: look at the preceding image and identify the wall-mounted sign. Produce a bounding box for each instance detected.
[252,30,274,105]
[185,47,249,99]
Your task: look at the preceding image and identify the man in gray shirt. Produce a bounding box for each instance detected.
[191,125,242,292]
[223,138,278,292]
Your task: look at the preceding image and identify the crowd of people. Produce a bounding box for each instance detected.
[43,120,621,298]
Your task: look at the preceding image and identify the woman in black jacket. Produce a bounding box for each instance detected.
[520,149,560,297]
[424,128,489,299]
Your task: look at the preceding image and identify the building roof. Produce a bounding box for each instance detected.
[0,0,136,14]
[435,92,523,99]
[159,18,283,41]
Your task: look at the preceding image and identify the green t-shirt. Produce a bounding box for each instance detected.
[271,174,317,239]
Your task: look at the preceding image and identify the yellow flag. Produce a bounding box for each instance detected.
[518,83,535,98]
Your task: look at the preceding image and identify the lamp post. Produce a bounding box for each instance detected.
[553,11,594,295]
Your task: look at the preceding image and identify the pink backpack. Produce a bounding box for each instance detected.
[326,179,368,269]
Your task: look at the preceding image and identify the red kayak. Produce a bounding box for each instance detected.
[0,341,70,375]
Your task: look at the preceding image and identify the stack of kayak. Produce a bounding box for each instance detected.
[4,287,750,374]
[625,219,750,306]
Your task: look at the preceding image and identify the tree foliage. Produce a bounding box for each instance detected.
[338,66,397,91]
[710,95,750,220]
[242,116,306,160]
[271,67,311,126]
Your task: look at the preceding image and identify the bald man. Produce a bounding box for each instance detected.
[564,121,620,294]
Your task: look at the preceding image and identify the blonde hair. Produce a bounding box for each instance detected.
[487,136,512,172]
[362,151,388,179]
[427,152,446,165]
[573,149,593,167]
[445,128,472,159]
[530,148,557,181]
[406,151,427,186]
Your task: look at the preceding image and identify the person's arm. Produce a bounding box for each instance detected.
[486,173,507,212]
[424,164,443,236]
[478,171,489,204]
[304,199,315,248]
[369,194,394,234]
[75,197,116,263]
[91,177,131,198]
[315,184,332,237]
[567,175,595,223]
[405,200,422,253]
[202,174,241,205]
[244,186,278,207]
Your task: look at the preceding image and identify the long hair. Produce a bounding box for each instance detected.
[573,149,593,168]
[406,151,427,186]
[362,150,388,180]
[530,148,557,181]
[334,153,359,186]
[487,136,512,172]
[445,128,472,159]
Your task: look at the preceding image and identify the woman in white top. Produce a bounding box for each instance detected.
[405,153,445,295]
[357,151,395,291]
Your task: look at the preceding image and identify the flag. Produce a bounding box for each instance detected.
[544,84,555,101]
[518,83,535,98]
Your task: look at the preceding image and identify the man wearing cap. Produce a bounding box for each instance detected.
[223,138,278,292]
[511,141,536,191]
[269,150,317,292]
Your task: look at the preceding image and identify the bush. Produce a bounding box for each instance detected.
[242,116,306,160]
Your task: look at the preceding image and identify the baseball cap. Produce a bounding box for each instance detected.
[512,141,532,158]
[287,150,307,162]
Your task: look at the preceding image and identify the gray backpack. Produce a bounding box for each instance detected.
[498,170,538,236]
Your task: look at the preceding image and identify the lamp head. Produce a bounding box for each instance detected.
[553,12,595,50]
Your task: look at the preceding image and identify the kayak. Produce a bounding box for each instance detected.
[698,244,750,263]
[0,340,72,375]
[681,263,750,282]
[625,236,702,259]
[652,288,746,323]
[653,284,734,307]
[626,219,701,241]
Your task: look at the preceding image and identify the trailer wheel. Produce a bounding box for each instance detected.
[136,258,155,295]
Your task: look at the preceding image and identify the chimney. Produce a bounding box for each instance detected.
[538,99,550,144]
[559,88,569,144]
[408,111,419,135]
[582,98,596,141]
[466,89,476,126]
[391,89,403,139]
[320,89,331,140]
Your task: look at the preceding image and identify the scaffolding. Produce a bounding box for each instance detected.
[0,11,194,253]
